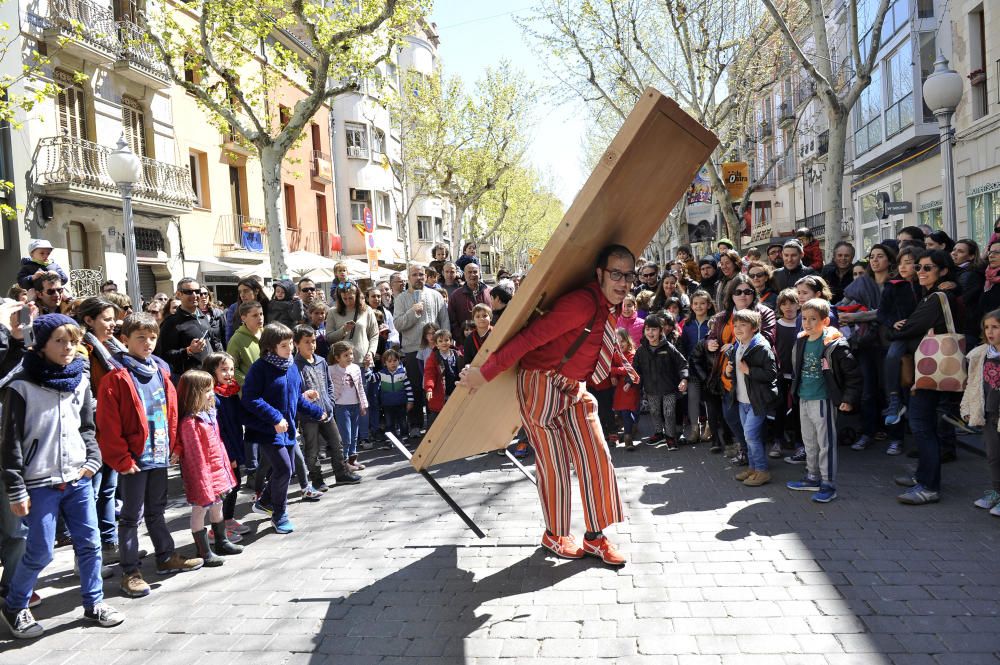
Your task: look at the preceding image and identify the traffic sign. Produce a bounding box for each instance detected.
[365,232,379,269]
[363,207,374,233]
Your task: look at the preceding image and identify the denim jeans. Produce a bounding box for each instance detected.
[724,393,746,450]
[118,467,176,573]
[883,340,907,398]
[383,404,407,439]
[738,402,768,471]
[336,403,362,458]
[92,464,118,545]
[910,389,943,491]
[857,347,882,437]
[0,476,27,595]
[260,443,293,520]
[616,410,638,435]
[362,367,380,439]
[6,479,103,611]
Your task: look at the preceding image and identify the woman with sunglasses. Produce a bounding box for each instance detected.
[197,288,226,350]
[224,278,270,346]
[888,250,964,505]
[747,261,778,311]
[705,274,776,463]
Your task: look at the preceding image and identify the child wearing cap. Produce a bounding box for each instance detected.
[17,240,69,291]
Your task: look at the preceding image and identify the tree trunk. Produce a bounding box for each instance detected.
[822,109,849,260]
[260,146,289,279]
[451,203,466,260]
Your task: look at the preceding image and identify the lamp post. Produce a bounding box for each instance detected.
[107,134,144,310]
[921,53,964,240]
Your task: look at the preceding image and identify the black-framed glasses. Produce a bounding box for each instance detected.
[732,288,755,296]
[915,264,938,272]
[641,271,658,279]
[748,272,767,279]
[199,290,209,296]
[605,269,638,282]
[179,288,199,296]
[300,287,317,293]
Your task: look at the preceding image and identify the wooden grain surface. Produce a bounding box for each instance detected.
[411,88,719,471]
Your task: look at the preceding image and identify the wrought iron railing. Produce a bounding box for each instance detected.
[33,136,195,209]
[116,20,169,80]
[48,0,119,55]
[215,214,268,253]
[798,211,826,232]
[69,267,104,297]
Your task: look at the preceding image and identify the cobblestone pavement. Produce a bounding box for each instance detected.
[3,433,1000,664]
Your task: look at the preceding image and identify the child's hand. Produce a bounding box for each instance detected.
[169,453,180,465]
[78,467,95,479]
[10,499,29,517]
[678,379,688,393]
[275,419,289,433]
[426,391,433,402]
[893,319,907,330]
[739,361,750,375]
[303,389,319,401]
[122,462,141,475]
[406,403,413,412]
[231,460,237,469]
[838,402,853,412]
[360,407,367,416]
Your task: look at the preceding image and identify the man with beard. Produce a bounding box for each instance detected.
[772,240,817,292]
[697,257,720,302]
[448,263,492,344]
[820,241,856,303]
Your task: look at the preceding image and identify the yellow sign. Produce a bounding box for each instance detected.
[722,162,749,199]
[365,232,379,268]
[528,248,542,265]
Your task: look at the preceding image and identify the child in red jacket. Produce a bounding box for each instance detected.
[172,370,243,567]
[796,228,823,270]
[423,329,464,427]
[96,313,203,599]
[612,328,641,449]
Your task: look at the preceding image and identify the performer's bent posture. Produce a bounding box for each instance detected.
[460,244,639,566]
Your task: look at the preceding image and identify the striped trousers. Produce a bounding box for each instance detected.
[516,369,624,536]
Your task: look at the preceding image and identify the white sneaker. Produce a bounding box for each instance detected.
[850,436,870,451]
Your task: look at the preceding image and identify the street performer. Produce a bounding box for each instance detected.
[459,244,639,566]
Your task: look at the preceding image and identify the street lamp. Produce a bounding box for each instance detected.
[107,133,144,310]
[922,53,964,240]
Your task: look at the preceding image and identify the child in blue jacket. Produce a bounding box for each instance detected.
[202,352,250,543]
[240,323,324,535]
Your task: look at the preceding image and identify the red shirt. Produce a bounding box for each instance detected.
[481,282,614,382]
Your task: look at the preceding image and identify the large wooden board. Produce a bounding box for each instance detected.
[411,88,719,471]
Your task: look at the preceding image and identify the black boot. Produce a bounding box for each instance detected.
[211,522,244,556]
[192,529,224,567]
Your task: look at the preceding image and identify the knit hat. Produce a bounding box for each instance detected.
[782,239,803,253]
[698,256,718,268]
[28,239,53,254]
[717,238,734,249]
[32,313,78,349]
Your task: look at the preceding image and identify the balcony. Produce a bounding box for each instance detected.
[284,228,342,256]
[311,150,333,185]
[759,120,773,140]
[32,135,195,215]
[222,127,254,157]
[775,153,797,183]
[214,214,268,256]
[778,102,795,128]
[43,0,119,64]
[347,145,369,159]
[114,20,170,89]
[798,211,827,233]
[794,80,815,107]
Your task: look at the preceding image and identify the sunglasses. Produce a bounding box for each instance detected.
[178,288,199,296]
[641,272,658,278]
[300,287,317,293]
[732,288,755,296]
[45,287,64,296]
[748,272,767,279]
[915,264,938,272]
[199,291,209,296]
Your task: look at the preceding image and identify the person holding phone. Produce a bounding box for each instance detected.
[154,278,222,382]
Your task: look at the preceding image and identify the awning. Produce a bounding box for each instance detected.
[192,257,270,280]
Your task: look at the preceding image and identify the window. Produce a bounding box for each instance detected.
[345,122,368,158]
[969,185,1000,247]
[919,32,937,122]
[310,123,321,152]
[122,97,147,157]
[854,66,882,155]
[918,207,942,230]
[189,150,210,208]
[66,222,88,270]
[183,53,202,85]
[283,183,297,229]
[372,128,386,154]
[417,215,432,241]
[752,201,772,233]
[315,194,328,234]
[229,165,247,217]
[376,191,391,228]
[858,0,906,51]
[884,42,913,139]
[351,189,370,226]
[969,7,989,120]
[916,0,933,18]
[279,105,291,127]
[434,217,443,240]
[55,70,86,140]
[134,227,165,252]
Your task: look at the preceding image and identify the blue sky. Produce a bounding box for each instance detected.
[428,1,587,206]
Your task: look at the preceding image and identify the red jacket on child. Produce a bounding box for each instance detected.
[423,348,463,413]
[96,359,178,474]
[611,348,640,412]
[177,413,236,507]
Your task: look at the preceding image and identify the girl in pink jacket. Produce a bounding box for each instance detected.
[173,370,244,566]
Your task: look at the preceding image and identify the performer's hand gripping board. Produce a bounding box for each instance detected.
[411,88,719,471]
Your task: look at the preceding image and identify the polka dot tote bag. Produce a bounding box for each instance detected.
[913,292,967,392]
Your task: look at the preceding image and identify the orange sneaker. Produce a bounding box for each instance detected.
[540,532,584,559]
[583,535,627,566]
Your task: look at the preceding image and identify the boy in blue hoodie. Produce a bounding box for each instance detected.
[787,299,862,503]
[292,325,361,490]
[378,348,413,443]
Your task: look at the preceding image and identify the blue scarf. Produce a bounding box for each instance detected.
[263,352,291,371]
[22,352,85,393]
[120,352,157,379]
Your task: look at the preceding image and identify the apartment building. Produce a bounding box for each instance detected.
[0,0,194,296]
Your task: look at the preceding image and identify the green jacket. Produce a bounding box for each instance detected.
[227,324,260,386]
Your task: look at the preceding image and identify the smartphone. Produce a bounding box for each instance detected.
[18,305,34,347]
